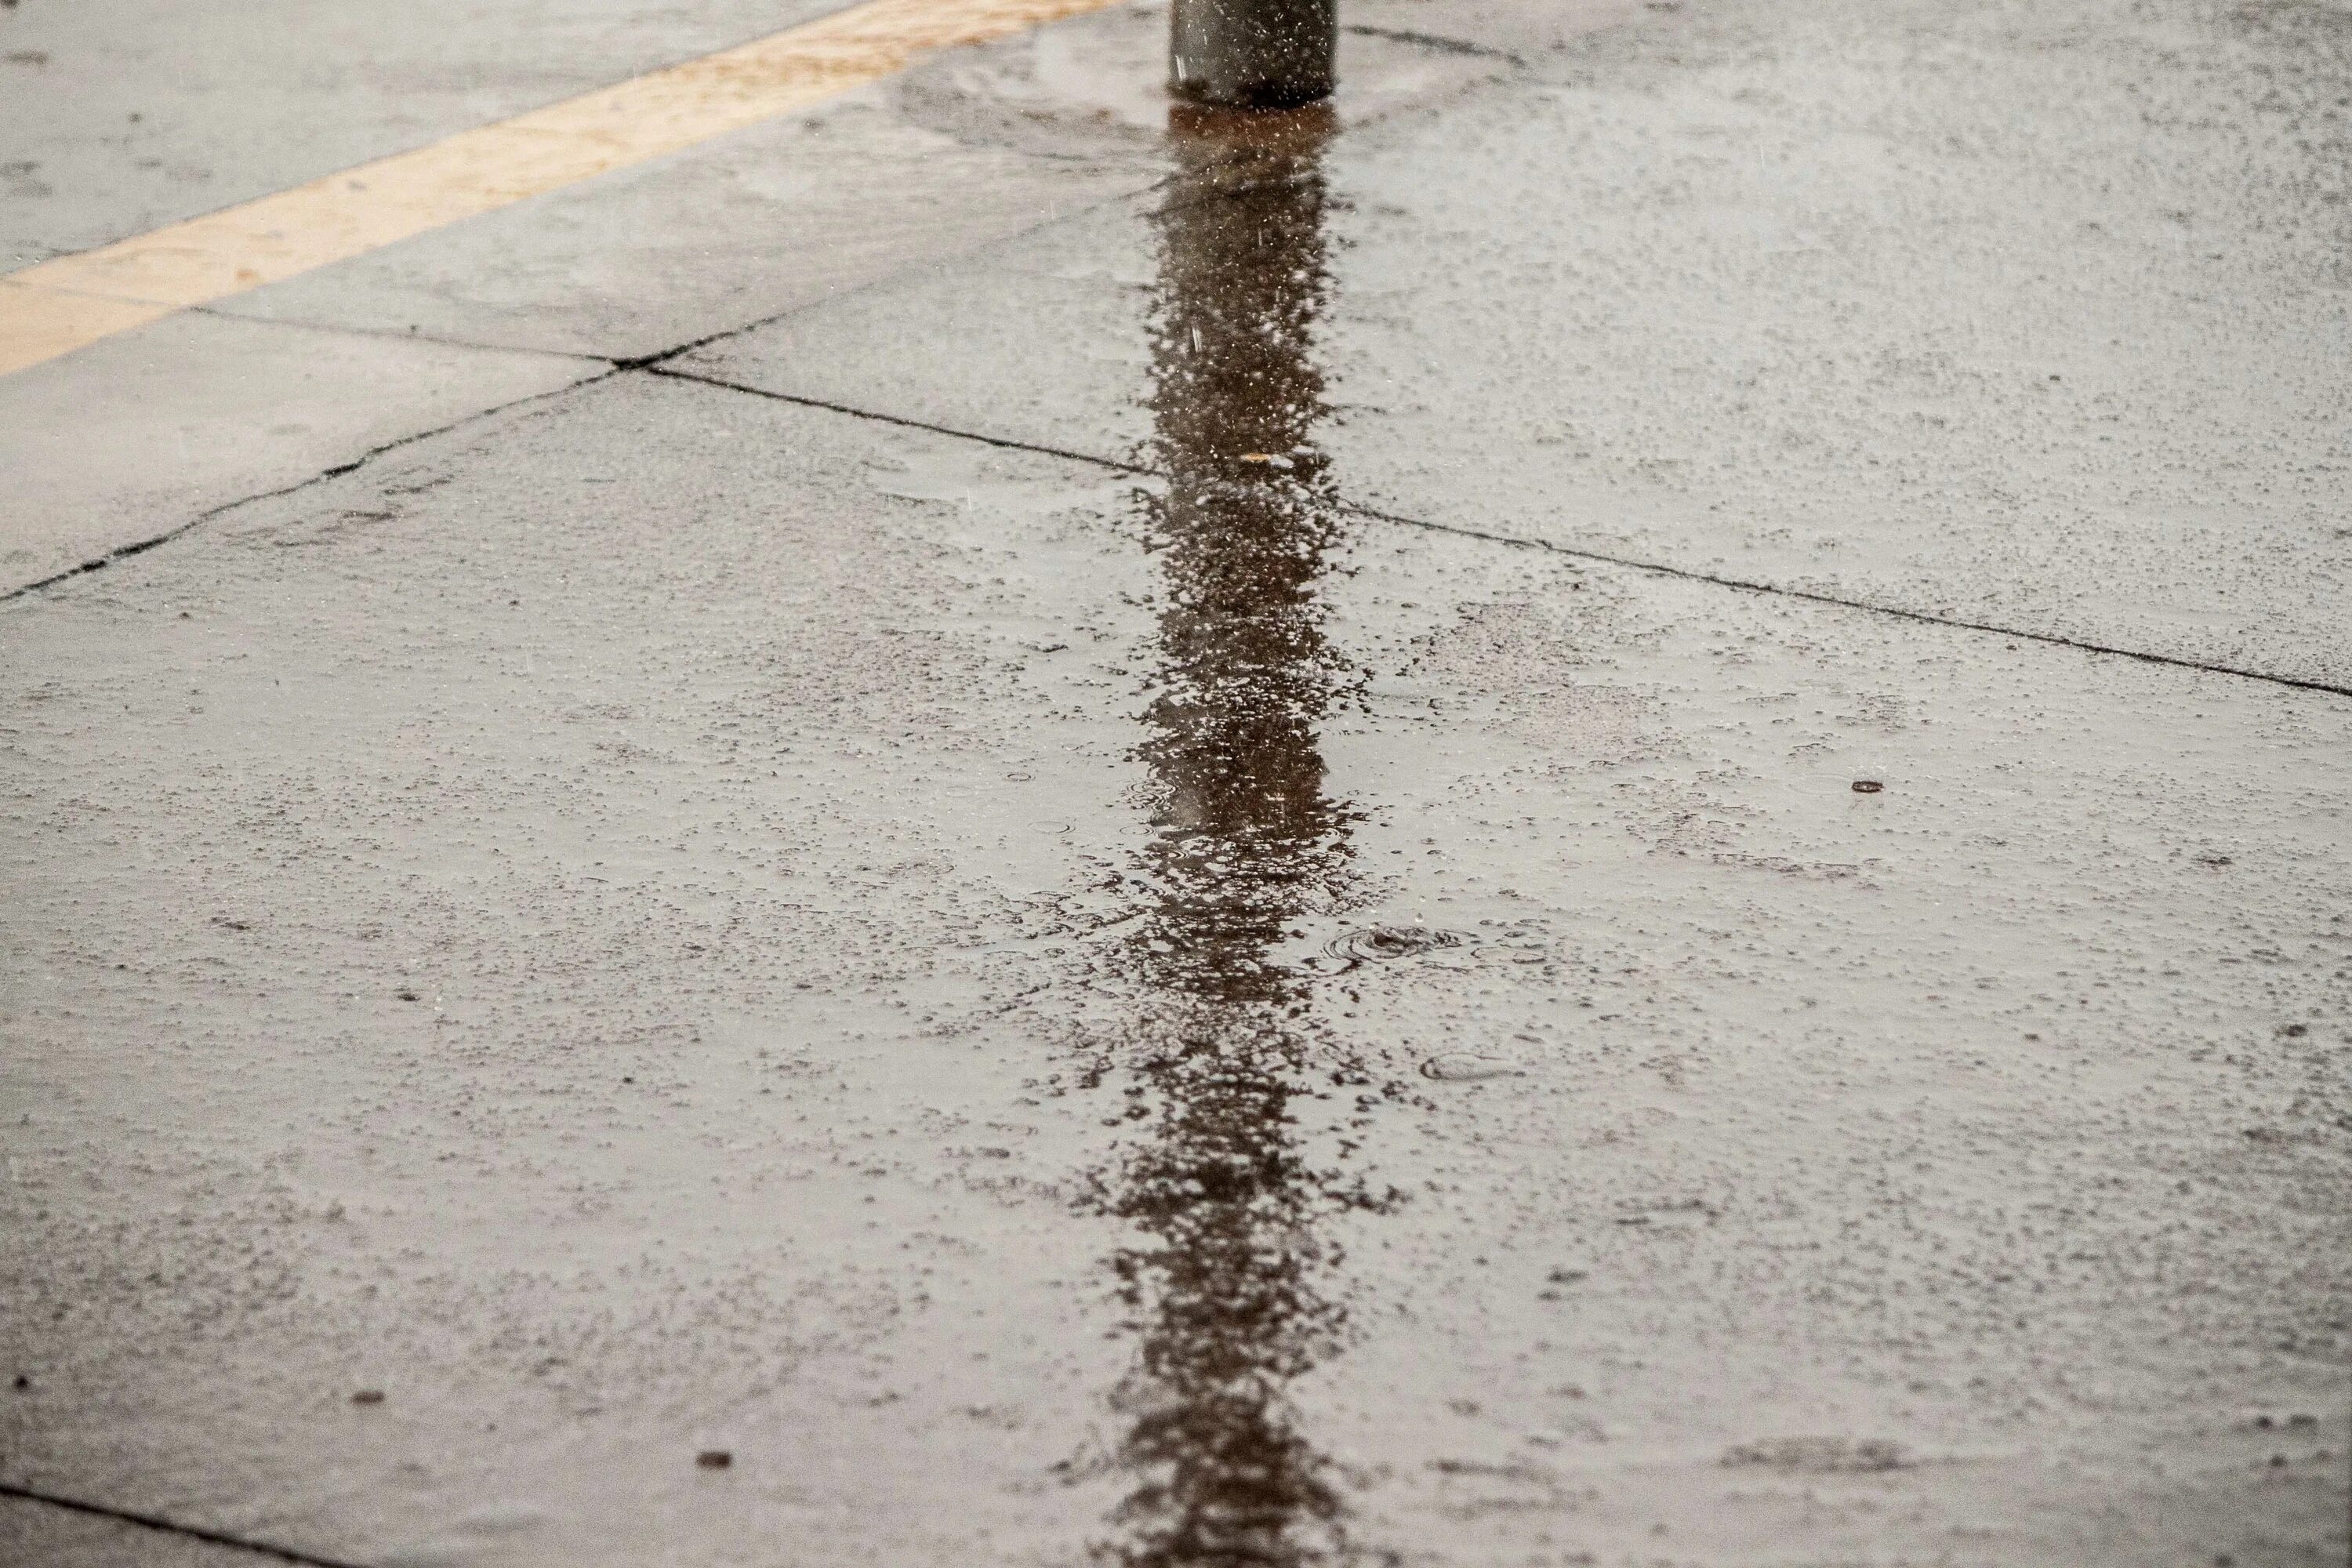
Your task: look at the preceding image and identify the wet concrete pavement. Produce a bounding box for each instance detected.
[4,1,2350,1565]
[688,0,2352,690]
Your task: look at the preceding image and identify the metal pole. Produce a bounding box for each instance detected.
[1169,0,1337,107]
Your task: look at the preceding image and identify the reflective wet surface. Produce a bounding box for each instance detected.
[1087,103,1377,1568]
[5,1,2351,1566]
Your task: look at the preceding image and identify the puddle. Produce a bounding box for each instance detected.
[1071,100,1378,1568]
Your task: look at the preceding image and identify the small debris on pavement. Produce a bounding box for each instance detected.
[1851,779,1884,793]
[351,1388,385,1405]
[696,1449,733,1469]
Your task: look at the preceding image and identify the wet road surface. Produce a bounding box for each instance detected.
[4,1,2350,1566]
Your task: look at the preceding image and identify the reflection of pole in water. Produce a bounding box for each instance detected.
[1092,103,1383,1568]
[1137,103,1348,1004]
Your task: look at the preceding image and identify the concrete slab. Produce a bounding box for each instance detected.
[203,84,1160,364]
[2,0,1642,595]
[2,5,1205,597]
[2,0,1559,597]
[0,0,847,263]
[679,0,2352,691]
[2,368,2343,1566]
[5,0,2347,1561]
[0,310,597,594]
[201,2,1515,361]
[9,2,1541,600]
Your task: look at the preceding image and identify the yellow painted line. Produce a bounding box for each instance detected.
[0,0,1118,376]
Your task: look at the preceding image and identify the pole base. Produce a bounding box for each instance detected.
[1170,0,1338,107]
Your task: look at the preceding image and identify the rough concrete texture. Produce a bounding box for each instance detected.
[2,0,2348,1565]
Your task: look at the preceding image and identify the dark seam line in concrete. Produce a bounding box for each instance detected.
[1341,23,1526,64]
[0,368,622,608]
[645,363,1152,474]
[648,365,2352,702]
[1339,501,2352,700]
[185,303,615,365]
[0,1483,368,1568]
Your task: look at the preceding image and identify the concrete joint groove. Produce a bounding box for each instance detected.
[0,1481,370,1568]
